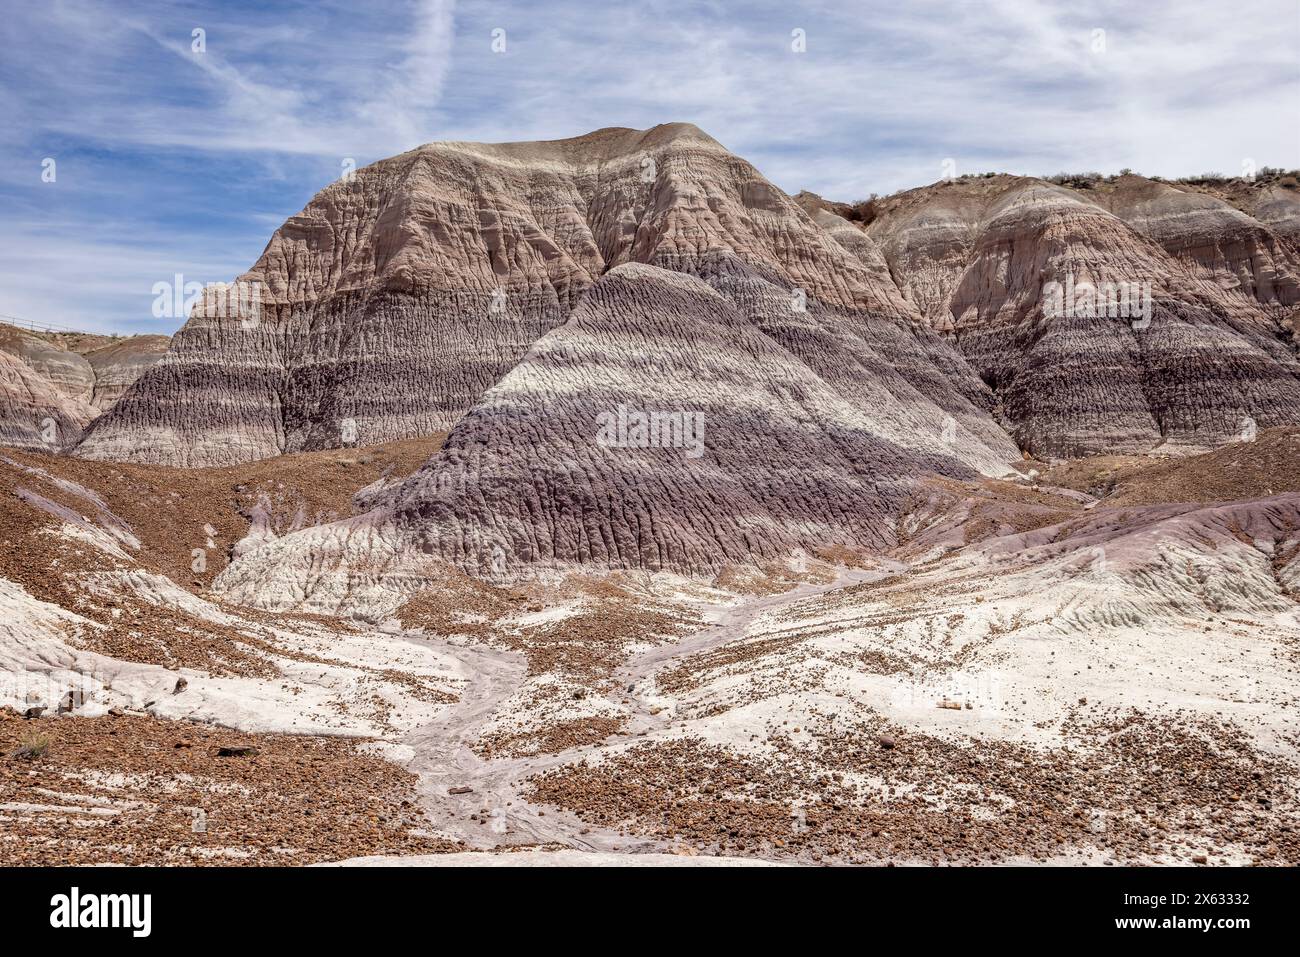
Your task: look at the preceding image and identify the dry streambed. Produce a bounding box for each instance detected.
[394,570,884,855]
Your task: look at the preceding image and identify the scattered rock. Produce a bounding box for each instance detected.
[216,745,259,758]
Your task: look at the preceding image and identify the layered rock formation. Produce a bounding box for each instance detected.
[1252,184,1300,244]
[0,327,98,407]
[62,126,1300,583]
[0,348,92,449]
[1170,176,1300,247]
[1097,176,1300,310]
[0,327,170,412]
[77,123,1010,469]
[80,335,171,409]
[865,175,1300,456]
[864,180,997,332]
[0,327,170,451]
[214,259,1015,603]
[394,263,991,576]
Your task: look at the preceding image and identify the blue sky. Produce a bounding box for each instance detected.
[2,0,1298,335]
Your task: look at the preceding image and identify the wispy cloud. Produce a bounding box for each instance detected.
[1,0,1296,333]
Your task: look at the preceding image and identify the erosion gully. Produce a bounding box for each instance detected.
[396,566,886,855]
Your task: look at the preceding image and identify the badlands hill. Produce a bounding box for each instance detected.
[852,172,1300,457]
[0,326,168,450]
[77,123,1008,472]
[74,133,1300,480]
[62,125,1300,587]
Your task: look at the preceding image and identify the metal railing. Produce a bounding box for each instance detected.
[0,314,82,334]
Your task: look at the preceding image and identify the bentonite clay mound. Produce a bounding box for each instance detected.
[866,175,1300,457]
[0,348,93,450]
[79,334,171,410]
[1251,184,1300,245]
[392,263,992,577]
[212,263,1013,607]
[0,327,99,408]
[1094,175,1300,309]
[75,123,1008,468]
[0,327,170,449]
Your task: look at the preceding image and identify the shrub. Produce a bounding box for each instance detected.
[845,193,880,225]
[1047,171,1103,189]
[9,732,50,761]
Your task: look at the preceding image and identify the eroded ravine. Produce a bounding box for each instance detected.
[395,566,889,855]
